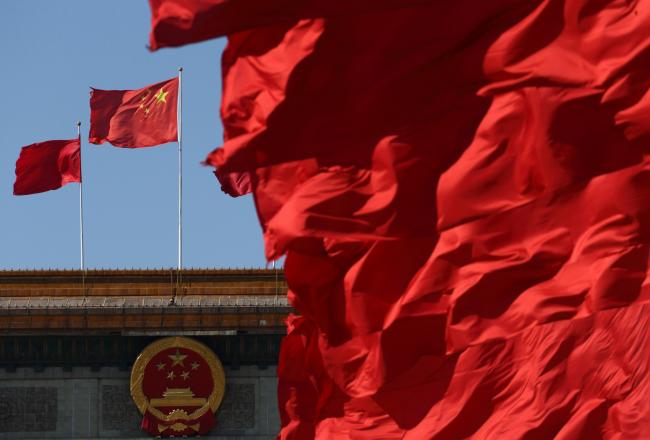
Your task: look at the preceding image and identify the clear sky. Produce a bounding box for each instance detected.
[0,1,268,270]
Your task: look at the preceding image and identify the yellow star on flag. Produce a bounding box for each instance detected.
[167,371,175,380]
[156,362,166,371]
[191,362,199,371]
[154,88,168,104]
[168,349,187,367]
[181,371,190,380]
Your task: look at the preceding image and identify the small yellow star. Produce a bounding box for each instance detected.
[154,88,168,104]
[167,371,175,380]
[168,349,187,367]
[191,362,199,371]
[156,362,166,371]
[181,371,190,380]
[144,107,151,115]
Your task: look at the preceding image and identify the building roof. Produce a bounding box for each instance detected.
[0,269,291,334]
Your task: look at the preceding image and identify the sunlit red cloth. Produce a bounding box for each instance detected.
[89,77,178,148]
[213,168,251,197]
[150,0,650,438]
[13,138,81,196]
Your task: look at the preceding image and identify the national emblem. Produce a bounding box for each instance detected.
[130,337,225,437]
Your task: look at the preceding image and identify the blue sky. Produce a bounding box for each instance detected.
[0,1,267,269]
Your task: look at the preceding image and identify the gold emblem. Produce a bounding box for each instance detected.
[154,88,169,104]
[130,337,225,436]
[136,87,168,118]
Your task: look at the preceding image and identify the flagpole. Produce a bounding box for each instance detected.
[178,67,183,277]
[77,121,86,298]
[77,121,84,272]
[273,259,279,304]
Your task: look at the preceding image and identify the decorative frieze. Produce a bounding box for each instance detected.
[101,384,141,431]
[0,334,282,371]
[216,383,256,431]
[0,387,57,433]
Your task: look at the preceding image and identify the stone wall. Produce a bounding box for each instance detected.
[0,366,279,439]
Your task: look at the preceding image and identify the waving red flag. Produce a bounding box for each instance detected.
[89,77,178,148]
[150,0,650,438]
[147,0,433,50]
[13,139,81,196]
[213,169,251,197]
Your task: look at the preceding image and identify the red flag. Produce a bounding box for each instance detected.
[147,0,434,50]
[213,169,251,197]
[13,139,81,196]
[150,0,650,438]
[89,77,178,148]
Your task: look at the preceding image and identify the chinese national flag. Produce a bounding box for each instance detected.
[89,77,178,148]
[149,0,650,439]
[13,139,81,196]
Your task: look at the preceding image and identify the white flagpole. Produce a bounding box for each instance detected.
[77,121,85,272]
[177,67,183,272]
[273,260,279,302]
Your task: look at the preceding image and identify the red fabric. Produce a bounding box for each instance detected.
[147,0,435,50]
[13,139,81,196]
[285,301,650,438]
[277,315,319,440]
[213,169,252,197]
[148,0,650,438]
[89,77,178,148]
[277,314,348,440]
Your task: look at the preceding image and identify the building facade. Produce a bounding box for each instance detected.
[0,269,289,439]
